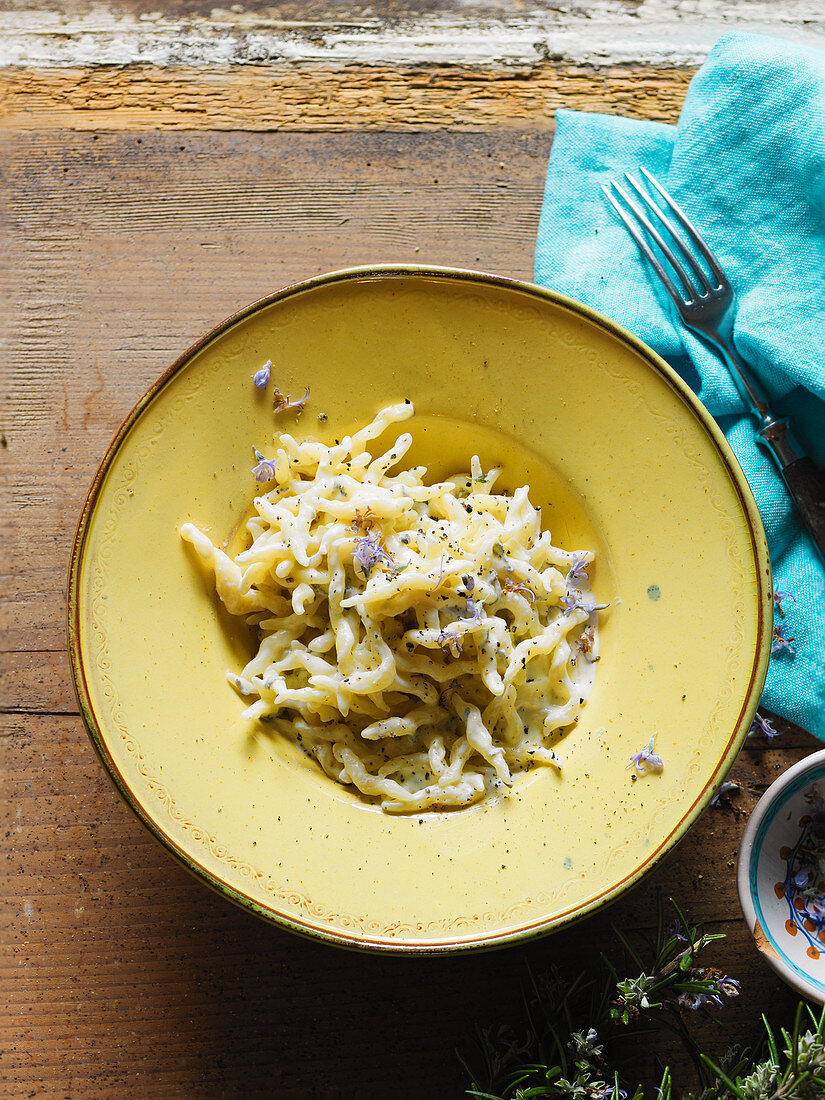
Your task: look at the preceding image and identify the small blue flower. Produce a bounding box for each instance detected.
[561,589,608,615]
[773,587,796,618]
[679,990,722,1011]
[679,971,740,1011]
[567,557,590,584]
[251,446,278,482]
[460,598,483,624]
[353,531,393,579]
[710,780,740,807]
[772,624,796,656]
[627,735,663,775]
[437,629,464,658]
[749,711,782,741]
[253,360,272,388]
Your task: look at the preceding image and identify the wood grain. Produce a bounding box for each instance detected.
[3,0,823,69]
[0,64,694,131]
[1,123,819,1097]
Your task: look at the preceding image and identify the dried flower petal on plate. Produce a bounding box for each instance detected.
[273,386,310,414]
[251,446,278,482]
[627,735,663,775]
[253,360,272,388]
[502,579,535,603]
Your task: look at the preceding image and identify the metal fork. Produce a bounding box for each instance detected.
[603,168,825,563]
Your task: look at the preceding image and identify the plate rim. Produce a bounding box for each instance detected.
[67,263,773,953]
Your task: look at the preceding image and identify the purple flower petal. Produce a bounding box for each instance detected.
[251,446,278,482]
[627,735,663,775]
[749,712,782,741]
[771,624,796,656]
[353,531,393,579]
[561,589,608,616]
[710,780,740,806]
[253,360,272,388]
[773,587,796,617]
[567,557,590,584]
[273,387,310,414]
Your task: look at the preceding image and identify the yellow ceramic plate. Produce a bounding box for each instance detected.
[68,266,772,952]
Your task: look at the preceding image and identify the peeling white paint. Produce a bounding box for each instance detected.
[0,0,823,68]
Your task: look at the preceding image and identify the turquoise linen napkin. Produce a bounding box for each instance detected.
[535,32,825,740]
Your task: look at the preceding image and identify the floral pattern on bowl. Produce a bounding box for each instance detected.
[738,749,825,1003]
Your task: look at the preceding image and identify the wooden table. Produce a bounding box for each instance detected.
[3,2,822,1094]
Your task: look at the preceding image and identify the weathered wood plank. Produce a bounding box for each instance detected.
[1,0,823,68]
[0,64,693,130]
[0,650,74,713]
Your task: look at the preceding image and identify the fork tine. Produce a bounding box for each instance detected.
[623,173,713,294]
[600,184,686,308]
[605,180,698,302]
[639,167,726,289]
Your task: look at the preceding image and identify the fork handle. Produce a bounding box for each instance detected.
[758,419,825,565]
[777,456,825,564]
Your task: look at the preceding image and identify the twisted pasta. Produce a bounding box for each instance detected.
[181,402,602,812]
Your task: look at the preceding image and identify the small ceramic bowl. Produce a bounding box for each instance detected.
[738,749,825,1003]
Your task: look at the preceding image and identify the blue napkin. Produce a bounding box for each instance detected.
[535,32,825,740]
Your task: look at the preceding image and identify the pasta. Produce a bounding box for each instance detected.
[181,402,603,813]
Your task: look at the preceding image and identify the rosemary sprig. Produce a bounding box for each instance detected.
[457,897,825,1099]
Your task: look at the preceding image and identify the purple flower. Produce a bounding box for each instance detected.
[679,971,740,1010]
[749,711,782,741]
[567,557,590,585]
[252,446,278,482]
[710,780,740,806]
[773,587,796,618]
[437,629,464,658]
[502,579,535,603]
[273,387,310,415]
[772,624,796,656]
[431,554,448,588]
[253,360,272,388]
[460,598,483,624]
[678,990,720,1011]
[353,531,393,579]
[627,735,663,775]
[561,589,608,616]
[794,868,812,889]
[668,920,688,945]
[715,975,740,998]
